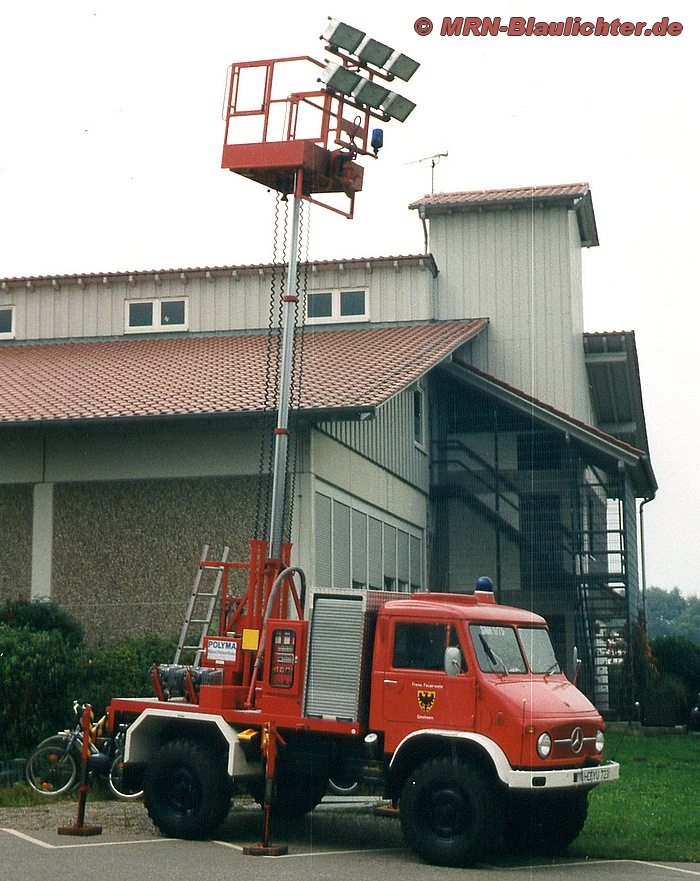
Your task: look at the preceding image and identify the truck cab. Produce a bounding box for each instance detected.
[357,587,617,865]
[370,591,607,774]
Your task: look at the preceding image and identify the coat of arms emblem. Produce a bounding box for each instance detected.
[417,690,436,713]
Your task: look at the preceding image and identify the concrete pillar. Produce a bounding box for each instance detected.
[31,483,54,599]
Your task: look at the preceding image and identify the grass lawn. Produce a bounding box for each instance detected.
[571,731,700,862]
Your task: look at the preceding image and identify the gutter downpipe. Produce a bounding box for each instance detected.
[638,496,653,624]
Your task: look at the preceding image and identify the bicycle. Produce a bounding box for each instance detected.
[25,701,142,801]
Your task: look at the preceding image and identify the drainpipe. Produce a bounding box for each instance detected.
[418,204,429,254]
[638,496,653,623]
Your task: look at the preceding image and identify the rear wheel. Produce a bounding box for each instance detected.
[248,769,327,820]
[25,739,78,796]
[144,738,231,839]
[400,758,498,867]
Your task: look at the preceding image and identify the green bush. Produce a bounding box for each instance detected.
[75,633,177,718]
[0,616,177,761]
[650,635,700,716]
[641,673,689,726]
[0,597,84,647]
[0,624,82,761]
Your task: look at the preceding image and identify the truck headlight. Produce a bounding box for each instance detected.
[595,729,605,754]
[537,732,552,759]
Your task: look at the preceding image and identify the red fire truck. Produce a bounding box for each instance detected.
[108,551,619,866]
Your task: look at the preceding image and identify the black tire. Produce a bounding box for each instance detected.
[108,751,144,801]
[144,738,231,839]
[248,769,327,821]
[400,758,498,867]
[25,740,78,796]
[504,790,588,855]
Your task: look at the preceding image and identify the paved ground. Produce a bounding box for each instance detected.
[2,797,699,881]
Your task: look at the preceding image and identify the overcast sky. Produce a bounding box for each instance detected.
[1,1,697,597]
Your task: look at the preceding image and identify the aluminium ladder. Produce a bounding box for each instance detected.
[174,543,230,666]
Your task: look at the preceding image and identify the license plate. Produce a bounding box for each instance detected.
[576,766,612,783]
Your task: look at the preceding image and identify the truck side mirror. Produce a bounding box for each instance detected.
[572,645,581,686]
[444,646,463,676]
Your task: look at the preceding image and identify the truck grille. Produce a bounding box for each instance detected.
[553,725,598,758]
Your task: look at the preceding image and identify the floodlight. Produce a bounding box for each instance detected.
[320,62,362,96]
[323,19,365,54]
[385,52,420,82]
[381,92,416,122]
[352,78,391,109]
[357,37,393,69]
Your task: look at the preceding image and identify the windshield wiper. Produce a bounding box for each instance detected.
[479,633,508,675]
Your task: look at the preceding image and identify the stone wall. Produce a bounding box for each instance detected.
[0,486,33,602]
[52,475,260,644]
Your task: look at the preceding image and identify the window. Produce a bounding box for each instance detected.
[393,623,462,671]
[470,624,527,674]
[0,306,14,338]
[519,627,560,674]
[126,298,188,333]
[306,289,367,324]
[340,289,365,316]
[413,387,425,447]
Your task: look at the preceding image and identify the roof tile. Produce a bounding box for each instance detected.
[0,320,487,423]
[409,183,590,210]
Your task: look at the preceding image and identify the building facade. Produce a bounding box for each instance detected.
[0,183,656,716]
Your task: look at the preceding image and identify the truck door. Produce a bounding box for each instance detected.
[381,620,476,739]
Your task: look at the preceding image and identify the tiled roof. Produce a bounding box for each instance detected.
[409,183,590,210]
[409,183,598,248]
[0,254,437,287]
[0,320,487,423]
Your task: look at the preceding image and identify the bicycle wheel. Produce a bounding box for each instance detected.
[25,740,78,796]
[109,751,143,801]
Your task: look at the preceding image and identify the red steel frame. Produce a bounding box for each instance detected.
[221,55,386,218]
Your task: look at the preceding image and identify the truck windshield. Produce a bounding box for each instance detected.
[469,624,527,674]
[519,627,561,674]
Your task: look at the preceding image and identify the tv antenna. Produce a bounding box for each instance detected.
[408,151,448,193]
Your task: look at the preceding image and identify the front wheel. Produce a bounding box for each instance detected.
[144,738,231,839]
[400,758,499,867]
[505,790,589,855]
[25,739,78,796]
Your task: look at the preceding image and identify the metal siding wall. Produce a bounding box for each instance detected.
[314,491,423,593]
[315,493,332,588]
[383,524,397,584]
[368,517,383,589]
[352,508,368,587]
[429,205,591,422]
[317,387,429,493]
[332,500,351,589]
[410,534,422,589]
[6,262,432,342]
[397,529,410,585]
